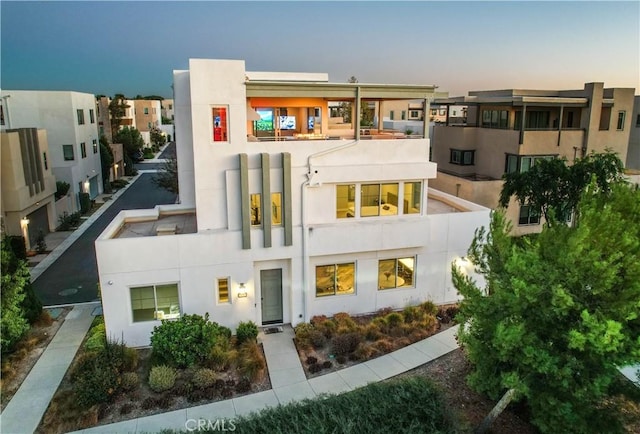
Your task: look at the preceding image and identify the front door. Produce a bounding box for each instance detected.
[260,268,283,325]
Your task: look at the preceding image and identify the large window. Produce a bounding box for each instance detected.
[63,144,75,161]
[617,111,626,130]
[212,106,229,142]
[450,149,475,165]
[250,193,261,226]
[315,263,355,297]
[336,184,356,218]
[271,193,282,225]
[518,205,540,226]
[378,257,415,290]
[144,107,149,115]
[80,142,87,158]
[130,283,180,322]
[481,110,508,129]
[77,109,85,125]
[217,278,230,304]
[505,154,554,174]
[361,183,399,217]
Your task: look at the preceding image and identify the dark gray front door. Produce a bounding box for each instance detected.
[260,268,283,325]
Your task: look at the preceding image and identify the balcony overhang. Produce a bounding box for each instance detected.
[246,81,439,100]
[435,95,588,108]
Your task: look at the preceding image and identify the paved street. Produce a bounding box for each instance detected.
[32,174,177,306]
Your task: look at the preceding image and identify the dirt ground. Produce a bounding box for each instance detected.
[397,348,537,434]
[0,307,71,411]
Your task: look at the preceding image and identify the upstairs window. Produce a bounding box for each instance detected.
[92,139,98,154]
[481,110,509,129]
[89,109,95,124]
[77,109,85,125]
[450,149,475,166]
[361,183,399,217]
[212,106,229,142]
[518,205,540,226]
[63,144,75,161]
[80,142,87,158]
[505,154,554,174]
[271,193,282,225]
[336,184,356,219]
[144,107,149,115]
[250,193,261,226]
[617,111,626,130]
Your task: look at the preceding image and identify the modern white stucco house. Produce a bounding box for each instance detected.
[95,59,490,347]
[1,90,103,212]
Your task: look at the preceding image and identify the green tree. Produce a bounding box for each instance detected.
[99,136,114,193]
[108,94,129,137]
[499,151,625,225]
[113,126,144,162]
[151,157,178,194]
[150,126,166,149]
[454,182,640,433]
[1,237,30,353]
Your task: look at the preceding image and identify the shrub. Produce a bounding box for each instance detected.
[419,301,438,315]
[236,321,259,345]
[122,347,138,372]
[331,333,361,356]
[207,338,236,371]
[374,338,394,354]
[294,322,314,339]
[333,312,358,334]
[221,387,233,399]
[150,313,226,368]
[7,235,27,260]
[385,312,404,329]
[310,315,328,326]
[308,330,327,349]
[236,377,251,393]
[363,323,382,341]
[35,229,47,254]
[237,341,265,382]
[402,306,421,323]
[354,344,374,361]
[317,319,337,339]
[336,355,347,364]
[446,306,460,323]
[141,397,156,410]
[322,360,333,369]
[149,365,176,392]
[372,316,389,334]
[308,363,322,374]
[57,211,82,231]
[79,192,91,214]
[377,307,394,317]
[120,372,139,391]
[305,356,318,365]
[55,181,70,200]
[84,323,106,352]
[192,368,218,390]
[119,403,134,415]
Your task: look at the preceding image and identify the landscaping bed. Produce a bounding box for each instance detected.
[294,302,458,378]
[1,308,71,411]
[37,315,270,434]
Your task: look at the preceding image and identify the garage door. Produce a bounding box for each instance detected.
[27,205,50,246]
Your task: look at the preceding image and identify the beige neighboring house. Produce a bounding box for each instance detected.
[1,128,57,249]
[96,96,113,142]
[109,143,124,181]
[430,82,635,236]
[134,100,161,132]
[161,99,174,122]
[626,95,640,170]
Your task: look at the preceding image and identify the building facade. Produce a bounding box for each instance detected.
[626,95,640,170]
[0,90,104,212]
[430,83,635,235]
[95,59,489,347]
[1,128,57,248]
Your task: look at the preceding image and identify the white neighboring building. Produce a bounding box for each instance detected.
[95,59,490,347]
[1,91,103,211]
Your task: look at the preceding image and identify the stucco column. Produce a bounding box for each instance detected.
[355,87,361,141]
[519,104,527,145]
[557,105,564,147]
[423,98,431,140]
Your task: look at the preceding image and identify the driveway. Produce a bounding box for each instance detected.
[32,174,177,306]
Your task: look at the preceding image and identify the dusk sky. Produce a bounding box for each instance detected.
[1,1,638,98]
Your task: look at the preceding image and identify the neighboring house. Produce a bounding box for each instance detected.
[96,96,113,142]
[430,83,635,235]
[626,95,640,170]
[161,99,174,122]
[1,128,57,249]
[133,100,161,148]
[109,143,124,181]
[0,90,104,212]
[95,58,490,347]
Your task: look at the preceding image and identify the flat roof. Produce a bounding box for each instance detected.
[246,81,440,100]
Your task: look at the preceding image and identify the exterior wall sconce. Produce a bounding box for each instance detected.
[237,283,248,298]
[455,256,472,273]
[20,218,31,251]
[83,178,90,193]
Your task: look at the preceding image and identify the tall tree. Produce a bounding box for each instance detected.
[150,126,167,149]
[108,94,129,137]
[1,237,30,353]
[454,182,640,433]
[113,126,144,161]
[499,151,624,225]
[99,136,114,193]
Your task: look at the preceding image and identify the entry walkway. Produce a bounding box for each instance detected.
[74,325,460,433]
[0,303,98,434]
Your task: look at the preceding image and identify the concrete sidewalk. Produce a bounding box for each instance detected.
[74,325,460,434]
[0,303,99,434]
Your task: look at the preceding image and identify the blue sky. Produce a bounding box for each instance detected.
[1,1,638,98]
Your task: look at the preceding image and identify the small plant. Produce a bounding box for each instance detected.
[322,360,333,369]
[55,181,70,200]
[237,341,265,381]
[84,323,106,352]
[305,356,318,365]
[309,330,327,349]
[402,306,420,323]
[419,300,438,315]
[35,229,47,254]
[192,368,218,390]
[119,403,134,415]
[79,192,91,214]
[120,372,139,391]
[141,397,156,410]
[331,332,361,356]
[57,211,82,231]
[308,363,322,374]
[149,365,176,392]
[310,315,328,326]
[221,387,233,398]
[294,323,315,342]
[207,338,236,371]
[336,355,347,364]
[236,320,259,345]
[363,323,382,341]
[385,312,404,329]
[374,338,394,354]
[317,319,337,338]
[235,377,251,393]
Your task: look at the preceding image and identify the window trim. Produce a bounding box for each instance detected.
[216,277,231,304]
[315,262,356,297]
[212,105,230,143]
[130,283,181,323]
[450,149,475,166]
[378,256,416,290]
